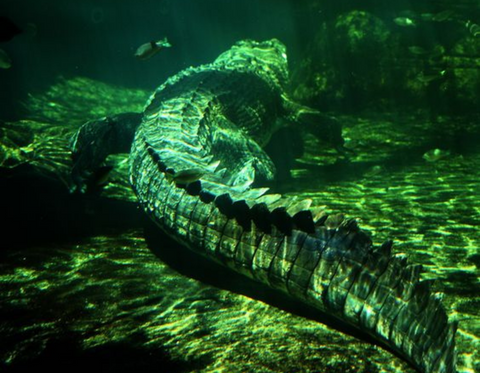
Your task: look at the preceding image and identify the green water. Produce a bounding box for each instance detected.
[1,1,479,372]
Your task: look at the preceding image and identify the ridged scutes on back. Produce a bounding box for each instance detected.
[128,39,457,373]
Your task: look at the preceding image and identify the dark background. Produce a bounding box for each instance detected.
[1,0,304,120]
[2,0,475,121]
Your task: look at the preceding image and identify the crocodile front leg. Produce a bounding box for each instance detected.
[70,112,142,192]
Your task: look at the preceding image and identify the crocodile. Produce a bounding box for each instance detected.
[70,39,457,373]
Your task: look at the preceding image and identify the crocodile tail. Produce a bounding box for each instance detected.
[126,38,457,373]
[303,222,458,373]
[134,132,458,372]
[356,246,458,373]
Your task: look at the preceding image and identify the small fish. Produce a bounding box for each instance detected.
[431,10,454,22]
[0,16,22,42]
[420,13,434,22]
[423,149,450,162]
[420,10,454,22]
[409,45,445,58]
[415,70,446,85]
[166,168,205,185]
[0,48,12,69]
[394,17,416,27]
[466,20,480,38]
[134,37,171,60]
[408,46,428,55]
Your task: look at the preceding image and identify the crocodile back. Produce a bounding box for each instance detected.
[129,39,457,373]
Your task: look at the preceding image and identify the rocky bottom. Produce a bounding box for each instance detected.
[0,77,478,373]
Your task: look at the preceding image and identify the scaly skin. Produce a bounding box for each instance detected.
[73,39,457,373]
